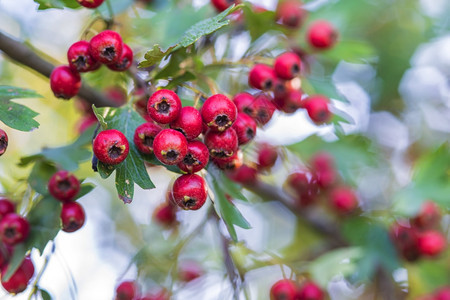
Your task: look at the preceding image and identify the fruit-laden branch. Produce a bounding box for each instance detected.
[0,31,116,107]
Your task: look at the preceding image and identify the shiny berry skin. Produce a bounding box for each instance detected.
[61,202,85,233]
[48,170,80,202]
[89,30,123,65]
[93,129,130,165]
[178,141,209,174]
[274,89,303,114]
[170,106,203,140]
[330,187,358,214]
[0,198,15,220]
[172,174,208,210]
[76,0,104,8]
[147,89,182,124]
[204,128,238,159]
[257,144,278,170]
[233,92,256,116]
[296,281,324,300]
[417,230,446,257]
[1,256,34,294]
[153,129,188,165]
[108,44,133,71]
[249,64,277,90]
[276,0,307,29]
[67,40,100,73]
[307,20,338,49]
[115,281,138,300]
[0,129,7,156]
[212,150,243,171]
[211,0,240,12]
[274,52,302,80]
[227,164,258,185]
[304,95,332,124]
[50,65,81,99]
[253,93,276,126]
[0,213,30,246]
[133,123,162,155]
[412,201,441,230]
[232,113,257,145]
[270,279,297,300]
[178,261,203,282]
[153,202,177,228]
[201,94,237,132]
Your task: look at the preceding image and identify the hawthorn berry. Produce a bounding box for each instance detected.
[201,94,237,132]
[93,129,130,165]
[390,223,420,262]
[170,106,203,140]
[296,281,325,300]
[270,279,298,300]
[212,150,243,171]
[147,89,182,124]
[67,40,100,73]
[48,170,80,202]
[285,170,319,206]
[303,95,332,124]
[115,281,138,300]
[61,202,86,233]
[417,230,446,257]
[133,123,162,155]
[76,0,104,8]
[0,129,7,156]
[172,174,208,210]
[50,65,81,99]
[233,92,256,116]
[227,164,258,185]
[257,143,278,170]
[178,261,203,282]
[276,0,307,29]
[178,141,210,174]
[232,112,257,145]
[153,129,188,165]
[311,152,337,188]
[307,20,338,49]
[252,93,276,126]
[249,64,277,90]
[89,30,123,65]
[153,202,177,228]
[0,213,30,246]
[330,187,358,214]
[1,256,34,294]
[412,201,441,230]
[0,198,15,220]
[274,88,303,113]
[108,43,134,71]
[204,128,238,159]
[274,52,302,80]
[211,0,240,12]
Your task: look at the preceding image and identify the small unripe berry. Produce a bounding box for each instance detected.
[233,92,256,116]
[153,129,188,165]
[307,20,338,49]
[133,123,162,155]
[330,187,358,214]
[50,65,81,99]
[417,230,446,257]
[93,129,130,165]
[147,89,182,124]
[412,201,441,230]
[67,40,100,72]
[253,93,276,126]
[76,0,104,8]
[270,279,297,300]
[61,202,86,233]
[276,0,307,29]
[211,0,240,12]
[178,261,203,282]
[249,64,277,90]
[89,30,123,65]
[0,198,15,220]
[172,174,208,210]
[232,113,257,145]
[0,129,7,156]
[170,106,203,140]
[108,44,134,71]
[115,281,138,300]
[153,202,177,228]
[1,256,34,294]
[178,141,210,174]
[296,281,325,300]
[274,52,302,80]
[0,213,30,246]
[204,128,238,159]
[303,95,332,124]
[201,94,237,132]
[48,170,80,202]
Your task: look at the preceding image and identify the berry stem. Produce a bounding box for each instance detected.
[27,241,55,300]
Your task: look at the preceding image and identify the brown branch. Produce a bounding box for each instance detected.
[0,31,116,107]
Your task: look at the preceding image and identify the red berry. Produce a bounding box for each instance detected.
[172,174,208,210]
[412,201,441,230]
[276,0,307,29]
[204,128,238,159]
[48,170,80,202]
[257,143,278,170]
[76,0,104,8]
[93,129,130,165]
[105,86,128,106]
[178,261,203,282]
[133,123,162,155]
[153,129,188,165]
[390,223,420,262]
[211,0,240,12]
[178,141,209,174]
[153,202,177,228]
[115,281,138,300]
[417,230,446,257]
[108,43,134,71]
[227,164,258,185]
[61,202,85,233]
[435,287,450,300]
[311,152,334,172]
[170,106,203,140]
[233,92,256,116]
[67,40,100,73]
[270,279,297,300]
[50,65,81,99]
[304,95,332,124]
[285,170,319,206]
[201,94,237,132]
[274,52,302,80]
[274,88,303,113]
[253,93,276,126]
[0,129,7,156]
[0,198,15,221]
[147,89,182,124]
[296,281,324,300]
[249,64,277,90]
[0,213,30,246]
[307,20,338,49]
[1,256,34,294]
[232,112,257,145]
[89,30,123,65]
[330,187,358,214]
[77,113,98,134]
[212,150,243,171]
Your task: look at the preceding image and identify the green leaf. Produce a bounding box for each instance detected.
[97,161,116,179]
[27,161,58,195]
[165,71,196,90]
[302,77,349,104]
[321,40,377,64]
[219,173,248,202]
[76,183,96,200]
[0,86,41,131]
[33,0,80,10]
[40,289,52,300]
[139,45,176,68]
[242,2,278,41]
[2,244,27,281]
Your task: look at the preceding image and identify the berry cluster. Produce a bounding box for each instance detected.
[270,279,325,300]
[0,128,7,156]
[390,201,446,262]
[50,30,133,100]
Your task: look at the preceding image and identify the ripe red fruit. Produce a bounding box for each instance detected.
[330,187,358,214]
[212,150,243,171]
[93,129,130,165]
[178,141,210,174]
[274,88,303,113]
[178,261,203,282]
[311,152,334,172]
[270,279,298,300]
[390,223,420,262]
[1,256,34,294]
[147,89,182,124]
[227,164,258,185]
[170,106,203,140]
[296,281,324,300]
[417,230,446,257]
[232,113,257,145]
[50,65,81,99]
[249,64,277,90]
[153,202,177,228]
[285,170,319,206]
[274,52,302,80]
[48,170,80,202]
[133,123,162,155]
[253,93,276,126]
[0,129,7,156]
[115,281,138,300]
[61,202,86,233]
[76,0,104,8]
[108,43,134,71]
[172,174,208,210]
[257,143,278,170]
[201,94,238,132]
[204,128,238,159]
[211,0,240,12]
[303,95,332,124]
[276,0,307,29]
[153,129,188,165]
[67,40,100,72]
[412,201,441,230]
[0,213,30,246]
[307,20,338,49]
[77,113,98,134]
[89,30,123,65]
[233,92,256,116]
[0,198,15,220]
